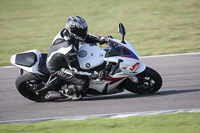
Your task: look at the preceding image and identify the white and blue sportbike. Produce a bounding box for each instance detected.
[11,23,162,102]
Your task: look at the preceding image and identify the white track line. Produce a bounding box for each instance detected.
[140,52,200,59]
[0,66,15,69]
[1,52,200,69]
[0,108,200,124]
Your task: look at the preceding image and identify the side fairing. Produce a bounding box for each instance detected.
[89,75,126,94]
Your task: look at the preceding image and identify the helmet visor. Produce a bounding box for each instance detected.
[71,28,87,41]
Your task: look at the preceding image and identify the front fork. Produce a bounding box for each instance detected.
[129,76,139,83]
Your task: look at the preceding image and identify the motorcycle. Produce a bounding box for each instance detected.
[10,23,162,102]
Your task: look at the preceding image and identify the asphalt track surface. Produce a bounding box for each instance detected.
[0,53,200,122]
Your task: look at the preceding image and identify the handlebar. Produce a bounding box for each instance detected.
[105,38,118,47]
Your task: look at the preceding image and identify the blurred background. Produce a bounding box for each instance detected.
[0,0,200,66]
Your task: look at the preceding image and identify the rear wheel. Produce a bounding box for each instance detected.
[15,73,50,102]
[123,67,162,94]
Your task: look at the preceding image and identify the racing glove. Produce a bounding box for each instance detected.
[99,35,113,45]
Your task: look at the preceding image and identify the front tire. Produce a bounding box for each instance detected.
[123,67,162,94]
[15,73,50,102]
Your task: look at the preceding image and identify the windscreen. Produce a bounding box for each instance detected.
[105,42,131,57]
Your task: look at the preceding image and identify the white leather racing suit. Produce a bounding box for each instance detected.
[46,29,103,93]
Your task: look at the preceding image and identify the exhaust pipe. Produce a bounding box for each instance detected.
[45,91,64,100]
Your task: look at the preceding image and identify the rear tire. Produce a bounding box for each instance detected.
[123,67,162,94]
[15,73,50,102]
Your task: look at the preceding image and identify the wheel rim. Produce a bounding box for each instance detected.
[20,80,45,98]
[135,75,156,93]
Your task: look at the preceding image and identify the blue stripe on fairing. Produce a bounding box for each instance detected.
[122,46,139,60]
[109,80,121,85]
[104,46,139,60]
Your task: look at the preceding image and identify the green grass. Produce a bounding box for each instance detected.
[0,0,200,66]
[0,112,200,133]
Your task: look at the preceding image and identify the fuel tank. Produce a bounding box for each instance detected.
[77,44,106,70]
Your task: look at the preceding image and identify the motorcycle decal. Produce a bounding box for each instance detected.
[104,75,125,85]
[78,50,87,58]
[120,46,139,60]
[86,63,91,68]
[109,79,123,85]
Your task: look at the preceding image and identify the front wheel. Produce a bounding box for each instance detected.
[15,73,50,102]
[123,67,162,94]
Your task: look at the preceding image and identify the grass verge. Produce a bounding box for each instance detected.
[0,0,200,66]
[0,112,200,133]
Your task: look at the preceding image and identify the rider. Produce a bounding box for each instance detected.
[46,16,106,99]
